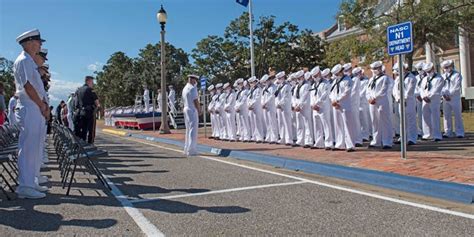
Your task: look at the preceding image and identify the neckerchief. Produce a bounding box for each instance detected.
[296,81,305,99]
[368,74,385,90]
[274,83,285,97]
[425,74,438,91]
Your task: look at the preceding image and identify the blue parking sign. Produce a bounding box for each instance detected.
[387,21,413,56]
[200,77,207,90]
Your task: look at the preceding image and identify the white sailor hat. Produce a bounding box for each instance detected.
[207,85,215,91]
[331,64,343,74]
[223,82,231,89]
[423,62,434,72]
[276,71,285,79]
[235,78,244,84]
[415,62,425,70]
[248,76,257,83]
[441,59,454,68]
[352,67,362,75]
[342,63,352,71]
[370,61,383,69]
[321,68,331,77]
[260,74,269,83]
[215,83,223,89]
[16,29,46,44]
[310,66,320,76]
[304,72,312,80]
[392,69,399,74]
[188,74,199,80]
[294,70,305,79]
[393,62,408,70]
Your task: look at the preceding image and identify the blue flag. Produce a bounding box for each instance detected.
[236,0,249,7]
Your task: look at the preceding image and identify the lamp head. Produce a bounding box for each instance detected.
[157,5,167,30]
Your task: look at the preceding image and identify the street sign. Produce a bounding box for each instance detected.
[200,77,207,90]
[387,21,413,56]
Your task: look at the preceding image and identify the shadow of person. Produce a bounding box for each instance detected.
[135,199,251,214]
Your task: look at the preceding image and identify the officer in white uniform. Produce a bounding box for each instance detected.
[420,62,444,141]
[168,85,176,114]
[235,78,251,142]
[441,60,464,138]
[358,70,371,141]
[182,75,201,156]
[215,83,227,140]
[143,85,150,112]
[261,74,278,143]
[329,64,355,152]
[274,72,293,146]
[247,76,264,143]
[13,29,49,199]
[293,70,313,147]
[207,85,218,139]
[223,82,237,141]
[392,63,417,145]
[366,61,393,149]
[345,64,363,147]
[414,62,425,137]
[8,94,18,125]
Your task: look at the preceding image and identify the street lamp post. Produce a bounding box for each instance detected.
[157,5,170,134]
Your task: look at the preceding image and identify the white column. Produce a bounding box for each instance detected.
[459,27,471,97]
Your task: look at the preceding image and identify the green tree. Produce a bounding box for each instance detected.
[0,57,16,99]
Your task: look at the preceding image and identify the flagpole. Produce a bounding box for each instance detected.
[248,0,256,77]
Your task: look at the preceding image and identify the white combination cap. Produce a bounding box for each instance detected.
[188,75,199,80]
[248,76,257,83]
[321,68,331,77]
[310,66,320,76]
[423,62,434,72]
[16,29,46,44]
[331,64,342,74]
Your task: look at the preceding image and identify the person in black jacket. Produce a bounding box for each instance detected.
[74,76,100,143]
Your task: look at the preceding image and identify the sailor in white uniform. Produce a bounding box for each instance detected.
[309,66,327,149]
[366,61,393,149]
[392,63,417,145]
[274,72,293,146]
[235,78,251,142]
[420,62,444,141]
[288,73,298,143]
[168,85,176,114]
[247,76,264,143]
[414,62,426,137]
[8,94,18,125]
[345,64,363,147]
[215,83,227,140]
[441,60,464,138]
[207,85,218,139]
[223,82,237,142]
[143,85,150,112]
[359,70,371,141]
[13,29,49,199]
[293,70,313,147]
[182,75,201,156]
[261,74,278,143]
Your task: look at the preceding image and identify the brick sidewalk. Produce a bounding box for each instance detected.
[98,121,474,185]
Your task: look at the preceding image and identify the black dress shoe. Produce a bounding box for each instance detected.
[457,136,464,138]
[325,147,332,151]
[303,145,311,148]
[382,146,392,150]
[269,142,276,145]
[292,144,300,147]
[285,143,292,146]
[442,135,449,138]
[346,148,355,152]
[229,140,235,142]
[256,141,262,144]
[394,140,401,144]
[368,145,377,148]
[363,139,369,142]
[355,143,363,147]
[407,141,415,145]
[432,138,441,142]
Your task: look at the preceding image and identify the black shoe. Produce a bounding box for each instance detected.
[269,142,276,145]
[407,141,415,145]
[382,146,392,150]
[303,145,311,148]
[346,148,355,152]
[285,143,292,146]
[310,147,318,149]
[325,147,332,151]
[230,140,235,142]
[432,138,441,142]
[292,144,300,147]
[363,139,369,142]
[256,141,262,144]
[394,140,401,144]
[368,145,377,148]
[355,143,363,147]
[457,136,464,139]
[442,135,449,138]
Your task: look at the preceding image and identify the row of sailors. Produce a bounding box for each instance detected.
[206,59,464,152]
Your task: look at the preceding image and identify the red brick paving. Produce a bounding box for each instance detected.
[99,122,474,185]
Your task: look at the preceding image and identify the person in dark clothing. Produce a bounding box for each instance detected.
[56,101,65,124]
[74,76,100,143]
[47,106,53,134]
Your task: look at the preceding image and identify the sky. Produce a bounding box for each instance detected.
[0,0,342,106]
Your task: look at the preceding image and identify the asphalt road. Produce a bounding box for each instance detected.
[1,132,473,236]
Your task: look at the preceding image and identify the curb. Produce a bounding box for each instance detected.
[102,129,130,137]
[101,129,474,204]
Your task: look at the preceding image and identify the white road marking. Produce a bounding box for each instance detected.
[116,134,474,220]
[130,181,307,204]
[102,175,165,236]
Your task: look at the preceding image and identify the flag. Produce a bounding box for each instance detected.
[236,0,249,7]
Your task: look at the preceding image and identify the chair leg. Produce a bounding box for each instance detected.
[66,162,77,196]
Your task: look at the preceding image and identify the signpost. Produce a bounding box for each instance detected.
[387,21,413,159]
[200,77,208,138]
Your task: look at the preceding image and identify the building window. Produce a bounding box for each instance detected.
[338,16,346,31]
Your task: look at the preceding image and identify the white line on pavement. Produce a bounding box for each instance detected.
[103,175,165,236]
[130,181,308,204]
[119,135,474,220]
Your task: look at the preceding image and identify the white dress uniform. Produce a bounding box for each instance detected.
[275,73,293,145]
[289,76,297,142]
[66,94,75,131]
[235,81,251,141]
[293,72,313,147]
[393,71,418,143]
[223,83,237,141]
[143,88,150,112]
[441,65,464,137]
[8,96,18,125]
[387,75,399,136]
[247,78,264,142]
[414,69,426,137]
[329,66,355,150]
[168,88,176,114]
[420,64,444,140]
[261,76,278,143]
[359,76,371,141]
[182,81,199,156]
[310,76,332,148]
[366,63,393,147]
[206,85,218,138]
[216,89,228,140]
[350,69,363,145]
[14,50,47,193]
